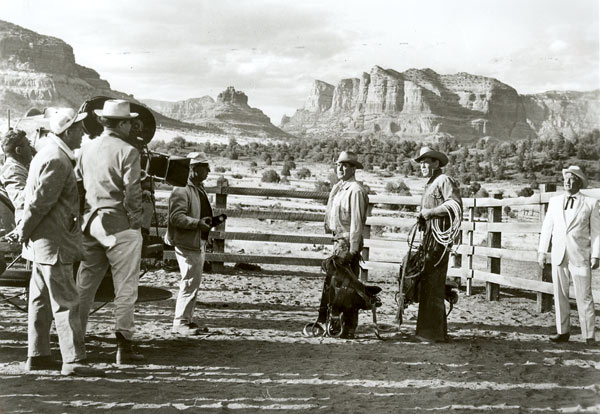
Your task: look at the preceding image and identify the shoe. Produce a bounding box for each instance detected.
[116,332,145,364]
[172,323,208,336]
[586,338,596,345]
[340,329,355,339]
[549,333,570,343]
[25,356,60,371]
[61,362,105,377]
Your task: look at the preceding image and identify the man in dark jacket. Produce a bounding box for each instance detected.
[165,152,213,336]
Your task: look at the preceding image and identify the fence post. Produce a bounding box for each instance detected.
[466,201,475,296]
[450,230,462,288]
[486,193,502,301]
[537,183,556,312]
[360,204,372,282]
[212,177,228,272]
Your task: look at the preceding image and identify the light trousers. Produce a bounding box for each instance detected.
[552,256,596,339]
[173,242,206,326]
[28,262,86,363]
[77,216,142,340]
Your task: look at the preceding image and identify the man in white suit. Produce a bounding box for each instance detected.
[538,166,600,344]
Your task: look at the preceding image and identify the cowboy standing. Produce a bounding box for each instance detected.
[6,108,104,376]
[165,152,214,336]
[538,166,599,344]
[76,99,145,364]
[414,146,462,342]
[320,151,369,339]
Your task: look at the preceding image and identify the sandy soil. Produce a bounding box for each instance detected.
[1,265,599,413]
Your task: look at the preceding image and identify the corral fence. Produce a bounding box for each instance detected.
[155,182,600,313]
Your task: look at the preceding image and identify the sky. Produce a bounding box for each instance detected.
[1,0,599,124]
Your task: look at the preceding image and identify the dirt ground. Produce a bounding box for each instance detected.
[1,265,599,413]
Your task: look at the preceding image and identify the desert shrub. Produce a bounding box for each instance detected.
[214,166,227,173]
[296,167,311,179]
[280,176,290,184]
[385,180,411,195]
[249,161,257,167]
[262,169,280,183]
[517,186,534,197]
[281,164,291,177]
[474,188,489,198]
[231,173,243,179]
[262,153,272,166]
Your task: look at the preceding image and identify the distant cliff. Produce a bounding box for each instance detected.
[280,66,599,142]
[142,87,291,138]
[0,20,209,132]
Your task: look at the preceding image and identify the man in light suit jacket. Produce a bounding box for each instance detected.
[538,166,600,344]
[7,108,104,376]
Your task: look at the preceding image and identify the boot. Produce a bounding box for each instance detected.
[116,332,145,364]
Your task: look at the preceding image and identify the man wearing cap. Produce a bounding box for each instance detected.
[76,99,145,364]
[6,108,104,376]
[413,146,462,342]
[320,151,369,339]
[538,166,599,344]
[165,152,213,335]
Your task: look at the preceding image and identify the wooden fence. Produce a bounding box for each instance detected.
[156,182,600,312]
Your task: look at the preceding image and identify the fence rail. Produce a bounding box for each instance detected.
[155,182,600,312]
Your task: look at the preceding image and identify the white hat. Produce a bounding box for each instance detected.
[413,146,448,167]
[94,99,138,119]
[562,165,588,188]
[187,151,209,165]
[336,151,363,169]
[49,108,87,135]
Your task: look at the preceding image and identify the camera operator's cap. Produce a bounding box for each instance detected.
[336,151,363,169]
[413,146,448,167]
[187,151,209,165]
[562,165,588,188]
[49,108,88,135]
[93,99,138,119]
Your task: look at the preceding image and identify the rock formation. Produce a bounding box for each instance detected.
[0,20,204,132]
[281,65,599,142]
[142,87,291,138]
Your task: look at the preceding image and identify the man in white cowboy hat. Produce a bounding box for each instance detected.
[320,150,369,339]
[538,165,599,344]
[412,146,462,342]
[6,108,104,376]
[76,99,146,364]
[165,151,215,336]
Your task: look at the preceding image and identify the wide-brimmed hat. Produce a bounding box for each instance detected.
[413,146,448,167]
[187,151,210,165]
[336,151,363,169]
[562,165,588,188]
[49,108,87,135]
[94,99,138,119]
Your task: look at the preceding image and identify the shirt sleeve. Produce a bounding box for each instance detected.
[348,187,368,253]
[3,164,27,211]
[122,147,143,229]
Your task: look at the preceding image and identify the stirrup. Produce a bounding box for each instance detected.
[302,322,325,337]
[326,313,344,338]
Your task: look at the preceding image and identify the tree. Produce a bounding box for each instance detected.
[261,169,280,183]
[385,180,411,195]
[296,167,311,179]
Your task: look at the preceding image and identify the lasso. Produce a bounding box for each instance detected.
[430,199,462,247]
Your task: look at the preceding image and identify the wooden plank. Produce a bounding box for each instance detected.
[211,208,324,222]
[537,183,555,313]
[460,222,540,233]
[204,186,330,200]
[366,216,416,228]
[210,232,333,244]
[454,244,544,262]
[369,195,421,206]
[486,197,502,301]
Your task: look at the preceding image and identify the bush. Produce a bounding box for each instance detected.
[261,169,281,183]
[231,173,243,179]
[385,180,411,195]
[281,164,291,177]
[517,186,534,197]
[214,166,227,173]
[296,167,311,179]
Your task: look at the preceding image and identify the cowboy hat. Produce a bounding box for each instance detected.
[93,99,138,119]
[187,151,210,165]
[562,165,588,188]
[413,146,448,167]
[336,151,363,169]
[49,108,88,135]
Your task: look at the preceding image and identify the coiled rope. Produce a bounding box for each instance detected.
[430,199,462,247]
